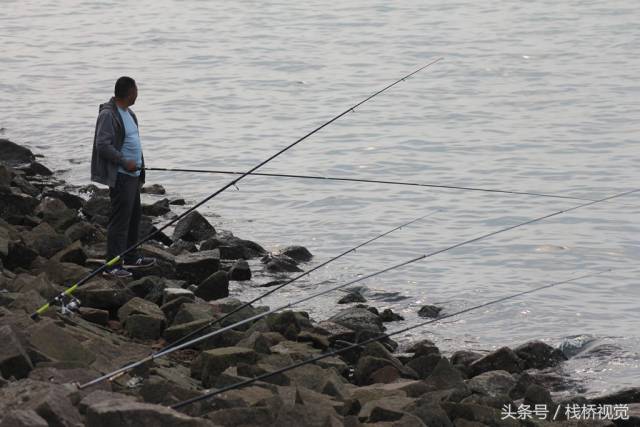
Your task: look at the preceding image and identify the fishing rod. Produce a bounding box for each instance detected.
[170,269,608,409]
[31,58,443,319]
[78,187,638,390]
[77,210,438,389]
[145,167,593,202]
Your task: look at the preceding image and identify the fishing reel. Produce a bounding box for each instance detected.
[55,294,82,316]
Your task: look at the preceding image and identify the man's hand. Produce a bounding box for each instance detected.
[125,160,137,172]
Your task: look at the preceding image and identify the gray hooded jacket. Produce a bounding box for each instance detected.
[91,97,145,188]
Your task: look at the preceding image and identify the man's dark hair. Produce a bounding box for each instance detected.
[114,76,136,99]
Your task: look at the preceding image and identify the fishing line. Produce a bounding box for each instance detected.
[144,167,593,202]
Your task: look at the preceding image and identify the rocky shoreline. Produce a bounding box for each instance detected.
[0,138,637,426]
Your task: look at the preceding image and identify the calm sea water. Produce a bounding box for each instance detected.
[2,0,639,395]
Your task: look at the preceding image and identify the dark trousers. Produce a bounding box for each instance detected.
[107,173,141,264]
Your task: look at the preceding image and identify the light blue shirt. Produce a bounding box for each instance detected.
[117,106,142,177]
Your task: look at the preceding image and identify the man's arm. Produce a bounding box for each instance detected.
[95,111,126,166]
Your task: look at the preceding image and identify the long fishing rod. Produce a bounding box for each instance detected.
[145,167,593,202]
[79,187,638,390]
[171,269,608,409]
[77,211,438,389]
[31,58,443,319]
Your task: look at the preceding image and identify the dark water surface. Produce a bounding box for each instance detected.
[2,0,639,394]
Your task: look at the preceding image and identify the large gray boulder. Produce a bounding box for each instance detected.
[328,306,383,334]
[0,325,33,379]
[118,297,166,340]
[172,211,216,242]
[0,139,35,165]
[175,250,220,284]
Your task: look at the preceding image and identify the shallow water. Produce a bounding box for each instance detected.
[2,0,639,394]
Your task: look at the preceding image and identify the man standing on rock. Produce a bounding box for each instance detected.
[91,76,155,278]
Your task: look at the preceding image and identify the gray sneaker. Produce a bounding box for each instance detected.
[103,266,133,278]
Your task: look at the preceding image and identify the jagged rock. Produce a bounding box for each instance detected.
[425,358,469,393]
[8,290,47,315]
[3,239,39,271]
[163,288,194,304]
[64,221,105,245]
[26,320,96,366]
[193,347,257,387]
[467,370,516,398]
[355,356,398,386]
[49,240,87,265]
[11,174,39,197]
[329,306,383,334]
[0,325,33,379]
[172,303,216,326]
[118,297,166,340]
[172,211,216,242]
[271,402,343,427]
[74,278,134,312]
[7,273,60,300]
[0,188,39,222]
[141,184,166,195]
[406,354,445,379]
[523,383,555,408]
[139,374,203,415]
[417,304,442,318]
[469,347,525,377]
[236,331,278,354]
[201,235,266,259]
[175,250,220,284]
[0,409,49,427]
[42,189,85,210]
[82,194,110,221]
[0,139,35,165]
[408,340,441,357]
[404,400,453,427]
[280,245,313,262]
[163,318,213,344]
[380,308,404,322]
[78,184,109,198]
[33,197,77,231]
[160,296,194,326]
[270,340,322,363]
[170,198,185,205]
[78,307,110,326]
[338,291,367,304]
[22,222,70,259]
[228,259,251,281]
[297,331,331,350]
[514,340,566,370]
[127,275,166,305]
[44,260,91,287]
[316,321,357,345]
[262,253,302,273]
[142,198,171,216]
[17,160,53,176]
[78,390,137,414]
[169,239,197,255]
[266,310,313,339]
[589,386,640,404]
[195,271,229,301]
[86,399,214,427]
[358,395,414,422]
[451,350,483,377]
